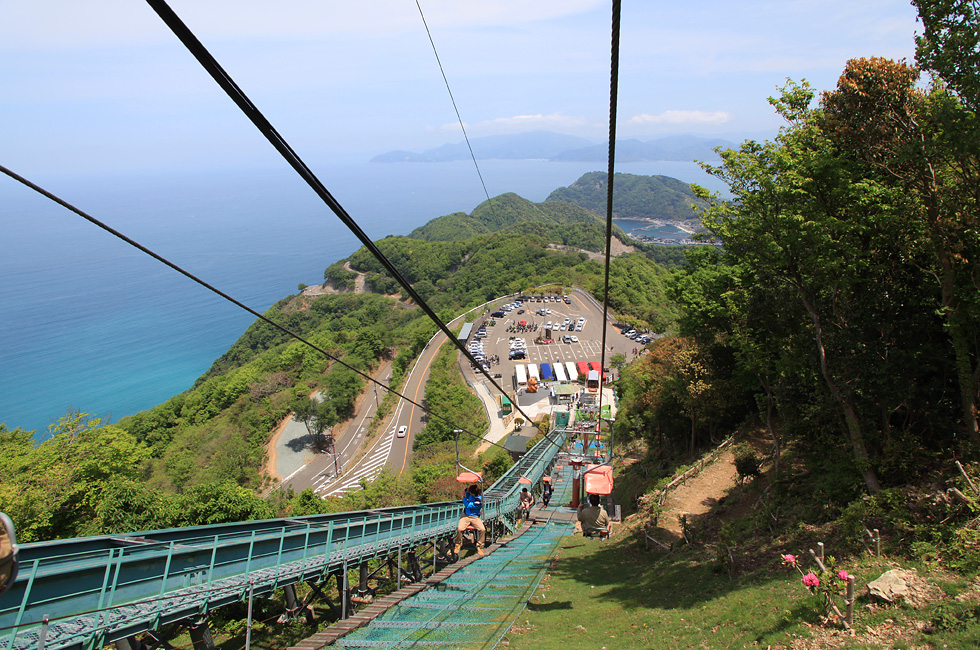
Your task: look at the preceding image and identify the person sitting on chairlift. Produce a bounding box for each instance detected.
[455,484,485,557]
[519,487,535,518]
[577,493,610,538]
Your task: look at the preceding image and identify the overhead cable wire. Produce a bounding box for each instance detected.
[0,164,510,455]
[147,1,554,447]
[596,0,622,431]
[415,0,499,224]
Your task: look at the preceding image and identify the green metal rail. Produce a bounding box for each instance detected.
[0,431,569,650]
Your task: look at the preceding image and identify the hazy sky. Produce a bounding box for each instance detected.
[2,1,921,176]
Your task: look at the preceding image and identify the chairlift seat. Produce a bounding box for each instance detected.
[583,464,613,495]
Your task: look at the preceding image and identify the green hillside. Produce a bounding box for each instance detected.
[0,214,679,542]
[407,191,628,249]
[547,171,708,223]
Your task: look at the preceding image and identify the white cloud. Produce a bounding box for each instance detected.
[628,111,733,126]
[440,113,592,135]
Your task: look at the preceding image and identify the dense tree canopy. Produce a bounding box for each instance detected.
[617,55,980,497]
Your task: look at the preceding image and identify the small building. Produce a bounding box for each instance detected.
[504,430,536,461]
[554,384,579,403]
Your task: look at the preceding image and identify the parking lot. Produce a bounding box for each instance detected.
[463,289,645,392]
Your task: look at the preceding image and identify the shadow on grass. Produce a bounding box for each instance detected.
[526,600,574,612]
[545,532,843,646]
[549,534,776,611]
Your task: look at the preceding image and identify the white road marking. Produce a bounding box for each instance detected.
[315,383,409,497]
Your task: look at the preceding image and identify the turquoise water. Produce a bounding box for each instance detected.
[612,218,694,240]
[0,159,721,436]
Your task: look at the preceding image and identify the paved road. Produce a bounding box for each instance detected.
[280,300,507,497]
[276,288,640,498]
[276,363,392,495]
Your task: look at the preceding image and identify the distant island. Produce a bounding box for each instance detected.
[371,131,734,163]
[546,172,708,236]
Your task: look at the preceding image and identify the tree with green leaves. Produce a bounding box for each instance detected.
[914,0,980,112]
[693,81,926,493]
[820,56,980,446]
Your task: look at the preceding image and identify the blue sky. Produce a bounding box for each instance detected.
[2,0,921,176]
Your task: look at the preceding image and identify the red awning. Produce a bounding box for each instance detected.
[583,464,613,495]
[518,320,527,325]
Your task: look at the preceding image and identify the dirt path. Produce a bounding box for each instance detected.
[658,448,737,537]
[344,261,368,294]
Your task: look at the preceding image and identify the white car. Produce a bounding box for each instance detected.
[397,425,408,438]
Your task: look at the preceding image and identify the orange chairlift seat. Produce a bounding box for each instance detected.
[583,463,613,495]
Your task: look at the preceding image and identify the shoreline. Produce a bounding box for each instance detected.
[615,217,698,234]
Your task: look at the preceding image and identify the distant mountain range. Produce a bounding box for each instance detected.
[370,131,734,163]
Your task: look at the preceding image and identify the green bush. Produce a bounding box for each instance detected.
[733,446,761,483]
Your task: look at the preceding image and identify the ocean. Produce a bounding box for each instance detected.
[0,158,724,437]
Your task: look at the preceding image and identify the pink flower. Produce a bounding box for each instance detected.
[802,572,820,588]
[781,554,797,566]
[837,570,851,581]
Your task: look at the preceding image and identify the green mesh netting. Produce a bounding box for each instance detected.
[335,519,574,649]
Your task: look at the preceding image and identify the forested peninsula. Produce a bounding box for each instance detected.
[0,173,683,542]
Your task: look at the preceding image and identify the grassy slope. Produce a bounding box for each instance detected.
[505,535,805,649]
[503,447,980,650]
[505,533,980,649]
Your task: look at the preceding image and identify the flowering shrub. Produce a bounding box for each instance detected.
[780,552,855,627]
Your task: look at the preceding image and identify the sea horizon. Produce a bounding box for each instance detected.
[0,158,725,438]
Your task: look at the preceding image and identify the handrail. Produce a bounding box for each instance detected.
[0,430,565,650]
